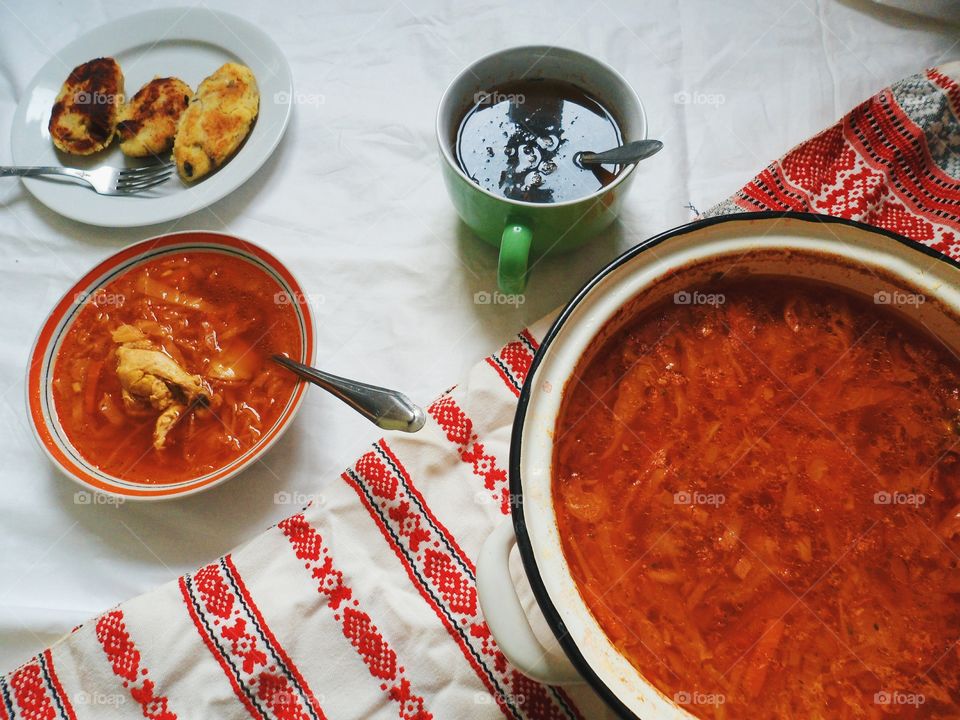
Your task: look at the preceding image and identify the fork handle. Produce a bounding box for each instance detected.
[0,166,87,179]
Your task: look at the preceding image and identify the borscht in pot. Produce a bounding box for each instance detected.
[489,215,960,720]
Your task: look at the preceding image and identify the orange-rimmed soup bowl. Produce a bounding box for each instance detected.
[26,231,316,501]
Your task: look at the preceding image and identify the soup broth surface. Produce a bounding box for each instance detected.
[553,278,960,719]
[53,252,301,484]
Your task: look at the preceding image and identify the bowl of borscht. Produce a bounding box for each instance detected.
[26,231,316,500]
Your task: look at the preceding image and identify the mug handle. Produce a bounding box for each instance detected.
[497,223,532,294]
[476,521,584,685]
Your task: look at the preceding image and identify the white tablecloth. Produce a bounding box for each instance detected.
[0,0,957,671]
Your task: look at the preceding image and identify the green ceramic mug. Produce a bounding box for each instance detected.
[437,46,647,294]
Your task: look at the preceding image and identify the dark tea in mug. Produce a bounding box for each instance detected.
[455,79,623,204]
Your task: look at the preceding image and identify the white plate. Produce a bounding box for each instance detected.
[10,7,292,228]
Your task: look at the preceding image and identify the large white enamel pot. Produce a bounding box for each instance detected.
[476,212,960,718]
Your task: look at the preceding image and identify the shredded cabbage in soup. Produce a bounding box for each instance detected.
[553,278,960,719]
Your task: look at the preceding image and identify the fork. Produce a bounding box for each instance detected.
[0,163,174,196]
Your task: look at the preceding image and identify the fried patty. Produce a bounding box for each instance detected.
[117,77,193,158]
[49,57,124,155]
[173,63,259,181]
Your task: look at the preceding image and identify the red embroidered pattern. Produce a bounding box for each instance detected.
[929,68,960,120]
[7,663,55,720]
[486,329,540,397]
[3,653,79,720]
[727,68,960,255]
[278,514,432,720]
[179,556,326,720]
[428,395,510,514]
[38,651,74,720]
[95,610,177,720]
[344,440,584,720]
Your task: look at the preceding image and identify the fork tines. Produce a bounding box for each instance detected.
[116,163,175,193]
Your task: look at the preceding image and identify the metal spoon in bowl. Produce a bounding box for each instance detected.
[575,139,663,167]
[272,355,426,433]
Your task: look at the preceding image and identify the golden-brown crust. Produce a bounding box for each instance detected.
[173,62,259,181]
[49,57,124,155]
[117,77,193,158]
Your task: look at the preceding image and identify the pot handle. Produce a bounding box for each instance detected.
[477,521,584,685]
